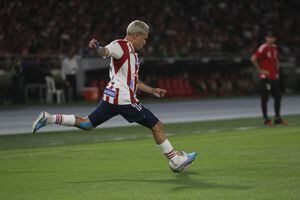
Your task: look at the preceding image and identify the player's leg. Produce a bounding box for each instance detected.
[75,117,94,130]
[260,79,271,125]
[271,80,282,118]
[32,112,94,133]
[271,80,287,125]
[32,101,117,133]
[150,121,197,172]
[151,121,166,144]
[121,103,197,172]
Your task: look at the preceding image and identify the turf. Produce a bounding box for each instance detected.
[0,115,299,200]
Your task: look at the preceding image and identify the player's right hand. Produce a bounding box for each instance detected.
[89,38,99,49]
[152,88,167,98]
[260,69,270,75]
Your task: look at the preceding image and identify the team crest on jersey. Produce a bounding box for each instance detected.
[104,88,116,97]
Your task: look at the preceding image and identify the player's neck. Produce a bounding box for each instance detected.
[265,42,275,47]
[124,35,136,50]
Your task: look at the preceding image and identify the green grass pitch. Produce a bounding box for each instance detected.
[0,115,299,200]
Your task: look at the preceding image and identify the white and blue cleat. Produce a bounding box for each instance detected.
[32,111,49,133]
[169,151,198,172]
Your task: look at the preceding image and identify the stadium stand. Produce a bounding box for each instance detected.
[0,0,299,56]
[0,0,299,103]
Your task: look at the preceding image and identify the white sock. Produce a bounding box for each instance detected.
[48,114,75,126]
[158,139,178,162]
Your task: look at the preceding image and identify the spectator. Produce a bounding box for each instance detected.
[0,0,299,56]
[61,47,80,101]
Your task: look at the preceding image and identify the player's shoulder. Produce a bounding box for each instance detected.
[105,39,126,59]
[110,39,127,45]
[257,43,268,52]
[109,39,129,49]
[110,39,133,53]
[106,39,125,50]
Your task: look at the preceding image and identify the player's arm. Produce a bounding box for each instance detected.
[89,38,123,59]
[250,55,260,71]
[250,54,269,75]
[137,80,167,98]
[89,39,109,57]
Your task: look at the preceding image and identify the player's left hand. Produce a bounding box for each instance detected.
[152,88,167,98]
[89,38,100,49]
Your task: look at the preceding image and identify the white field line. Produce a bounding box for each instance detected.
[235,126,257,131]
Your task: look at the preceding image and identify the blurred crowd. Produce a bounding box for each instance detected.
[144,71,256,98]
[1,0,299,57]
[89,68,256,100]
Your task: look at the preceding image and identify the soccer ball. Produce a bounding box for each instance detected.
[168,151,188,172]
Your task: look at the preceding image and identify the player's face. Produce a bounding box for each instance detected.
[265,36,276,44]
[134,33,148,50]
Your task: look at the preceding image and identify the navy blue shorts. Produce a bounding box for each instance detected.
[88,101,159,129]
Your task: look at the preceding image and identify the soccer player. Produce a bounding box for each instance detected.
[32,20,197,172]
[250,31,287,125]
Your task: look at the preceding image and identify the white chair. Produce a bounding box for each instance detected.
[45,76,65,104]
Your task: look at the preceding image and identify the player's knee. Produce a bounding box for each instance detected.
[152,121,164,133]
[76,117,94,131]
[274,94,281,102]
[81,121,94,131]
[261,93,269,102]
[275,91,282,98]
[81,125,94,131]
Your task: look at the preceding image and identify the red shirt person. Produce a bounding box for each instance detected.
[251,31,287,125]
[253,42,279,80]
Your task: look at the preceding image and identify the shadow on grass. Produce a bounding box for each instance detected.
[63,171,250,191]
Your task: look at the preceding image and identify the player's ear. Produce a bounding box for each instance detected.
[134,33,142,39]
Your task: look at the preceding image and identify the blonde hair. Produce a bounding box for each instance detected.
[126,20,149,35]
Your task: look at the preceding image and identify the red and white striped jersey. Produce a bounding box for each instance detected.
[102,39,140,105]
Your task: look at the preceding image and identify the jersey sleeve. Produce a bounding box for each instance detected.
[254,44,266,59]
[105,41,123,59]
